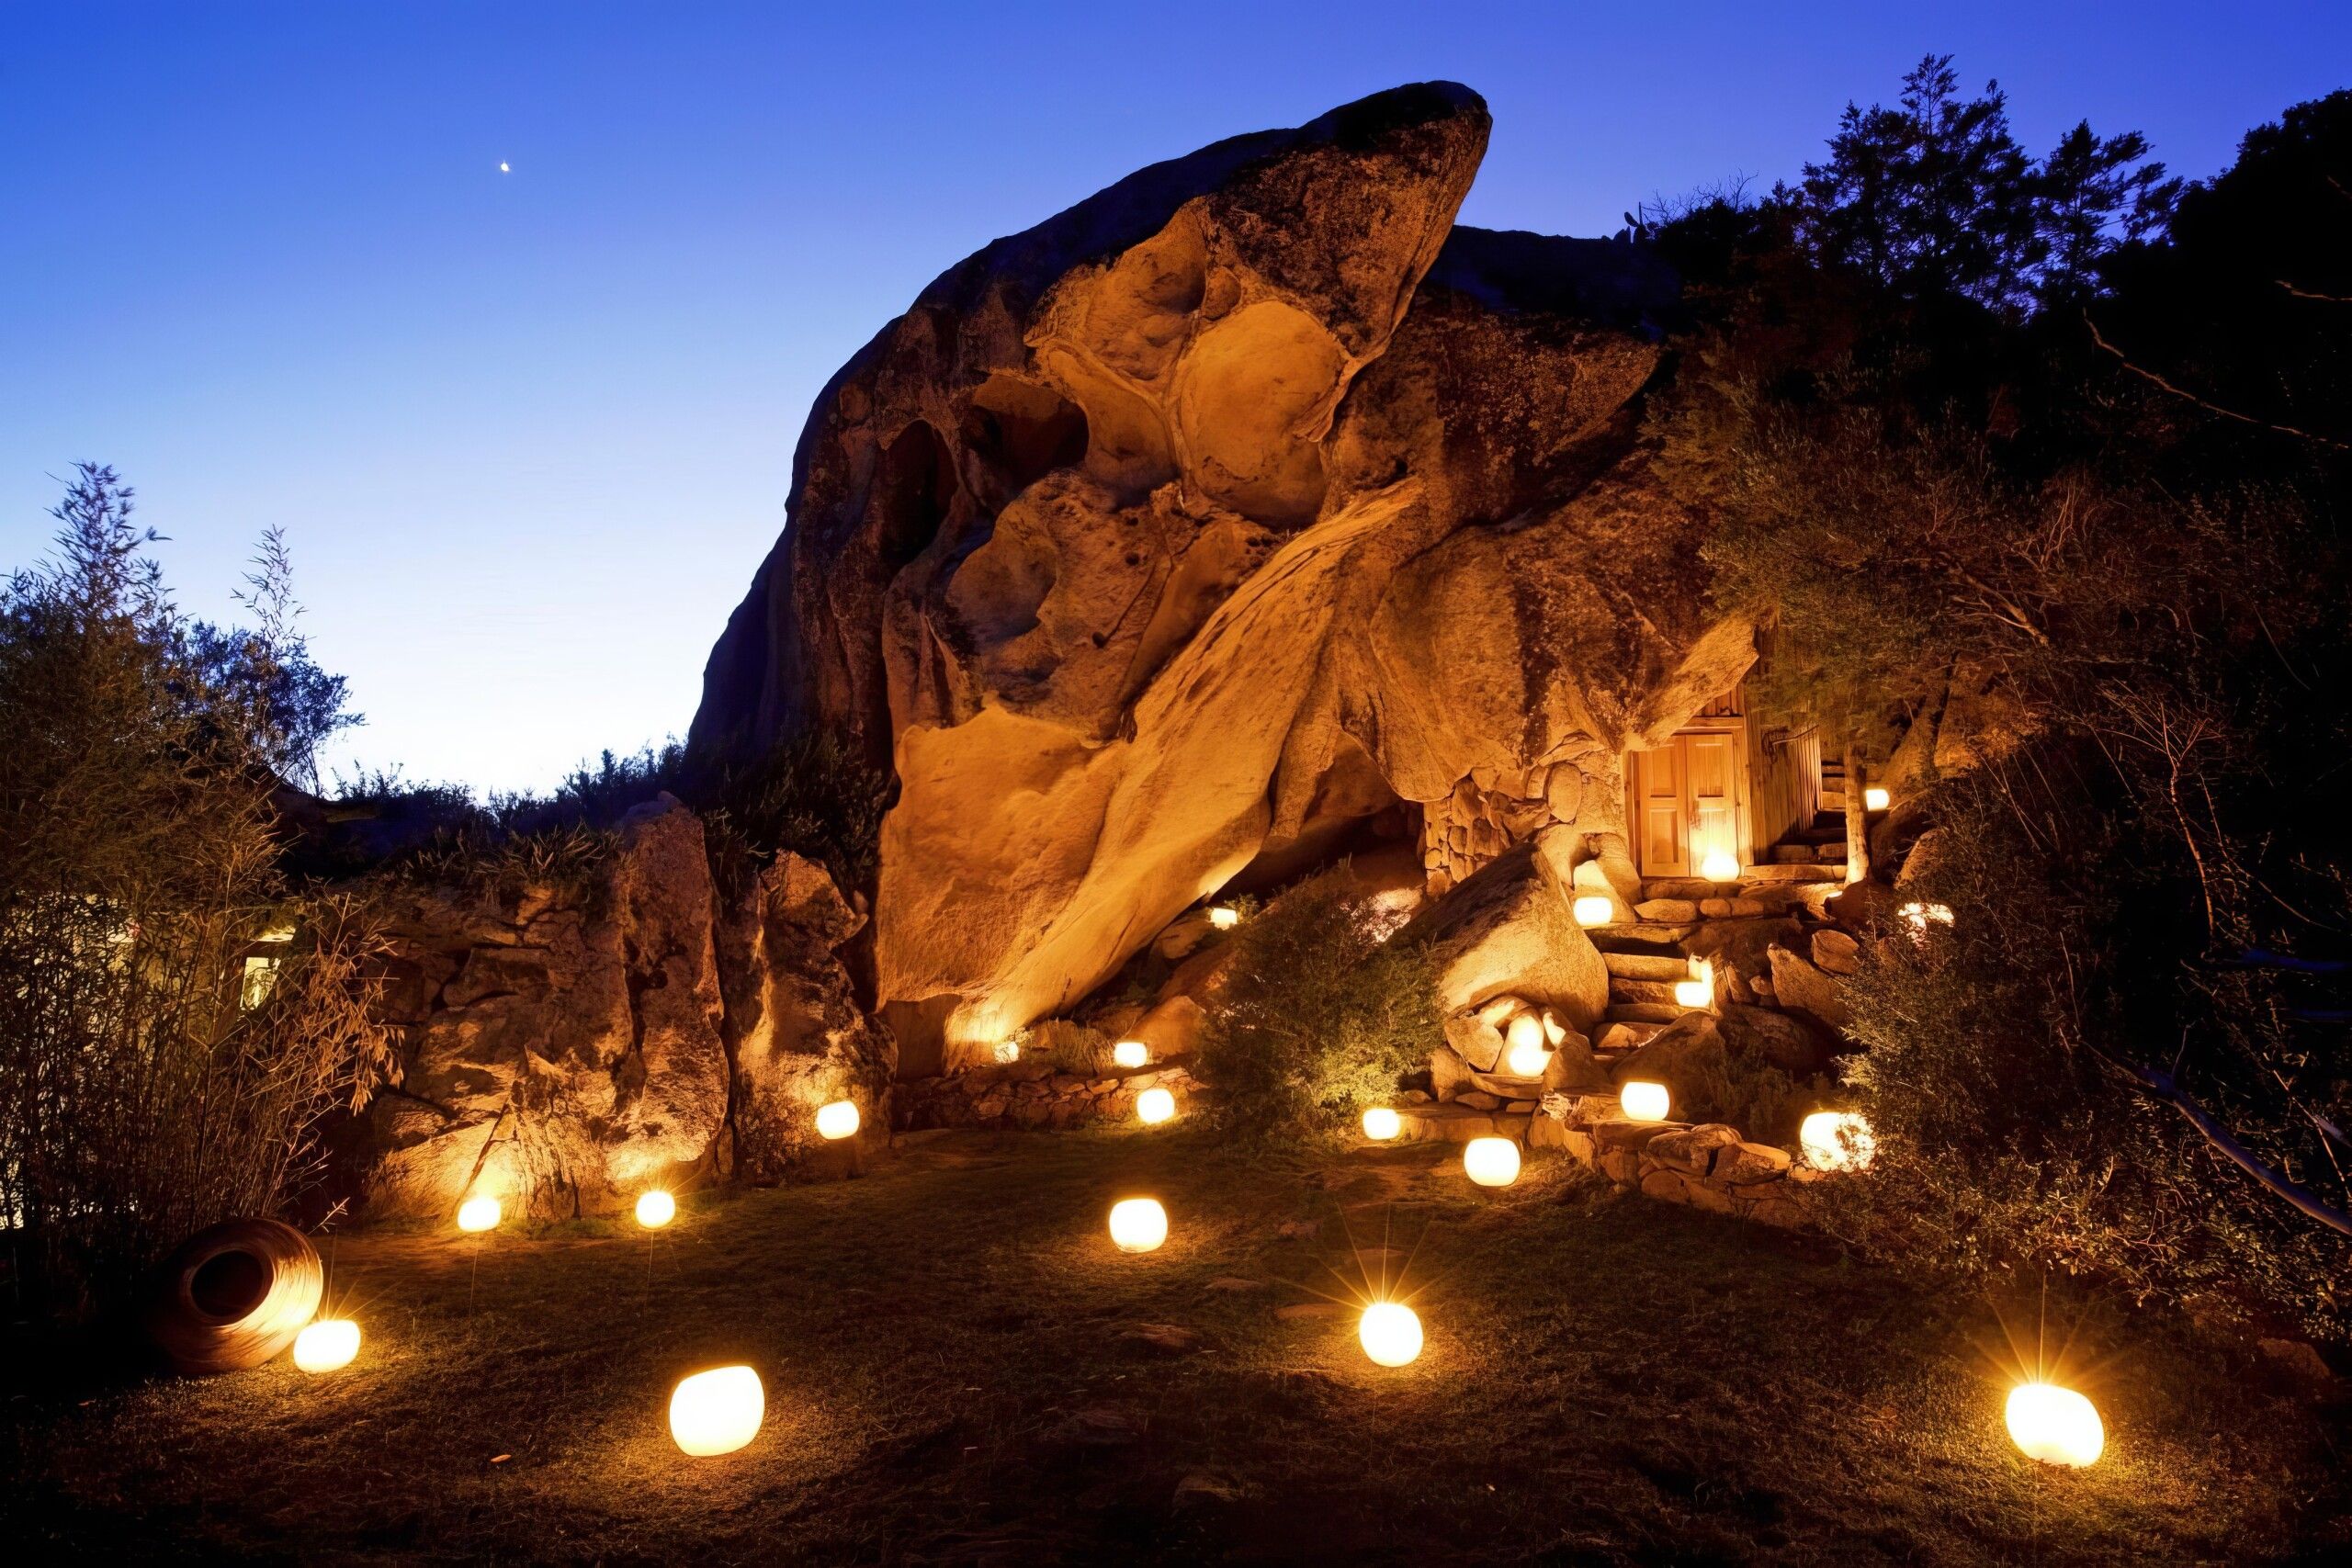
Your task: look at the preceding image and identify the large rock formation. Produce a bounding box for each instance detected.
[690,84,1753,1072]
[364,797,890,1218]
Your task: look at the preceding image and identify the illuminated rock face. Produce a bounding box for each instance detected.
[690,84,1753,1070]
[364,797,889,1216]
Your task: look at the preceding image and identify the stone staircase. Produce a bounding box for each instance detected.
[1763,755,1851,873]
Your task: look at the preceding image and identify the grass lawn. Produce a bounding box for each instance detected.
[6,1124,2347,1564]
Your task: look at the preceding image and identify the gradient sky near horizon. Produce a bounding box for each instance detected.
[6,3,2346,794]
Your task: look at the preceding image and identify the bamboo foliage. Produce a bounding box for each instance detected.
[0,467,391,1315]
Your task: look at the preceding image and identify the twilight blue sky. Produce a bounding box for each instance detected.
[5,2,2345,794]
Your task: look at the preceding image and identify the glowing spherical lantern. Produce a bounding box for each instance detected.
[1361,1106,1401,1141]
[1620,1080,1670,1122]
[1900,900,1955,933]
[1207,905,1240,931]
[1358,1301,1424,1367]
[1699,848,1740,883]
[992,1040,1022,1065]
[1863,785,1892,811]
[815,1100,860,1140]
[1799,1111,1876,1172]
[1505,1037,1551,1077]
[291,1317,360,1373]
[1505,1011,1545,1057]
[1572,894,1613,928]
[1672,957,1713,1011]
[1135,1087,1177,1124]
[669,1365,764,1457]
[1463,1136,1521,1188]
[1113,1040,1149,1068]
[635,1190,676,1229]
[456,1196,501,1234]
[1108,1198,1168,1253]
[2005,1382,2104,1468]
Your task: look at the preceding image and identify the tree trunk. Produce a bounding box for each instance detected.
[1844,748,1870,885]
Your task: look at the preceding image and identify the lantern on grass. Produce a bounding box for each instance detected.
[1108,1198,1168,1253]
[1699,848,1740,883]
[992,1041,1022,1065]
[635,1190,676,1229]
[1113,1040,1149,1068]
[1463,1136,1521,1188]
[457,1196,502,1234]
[1358,1301,1424,1367]
[1620,1080,1669,1122]
[1863,786,1891,811]
[2005,1382,2104,1468]
[1207,905,1240,931]
[292,1317,360,1373]
[669,1365,765,1457]
[1361,1106,1401,1141]
[816,1100,860,1140]
[1135,1087,1177,1124]
[1799,1111,1875,1172]
[1572,894,1613,928]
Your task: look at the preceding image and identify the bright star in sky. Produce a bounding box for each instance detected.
[499,161,510,173]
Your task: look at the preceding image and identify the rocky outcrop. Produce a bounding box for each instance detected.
[689,84,1751,1071]
[364,798,888,1218]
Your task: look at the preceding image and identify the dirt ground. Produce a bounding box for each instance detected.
[6,1123,2347,1564]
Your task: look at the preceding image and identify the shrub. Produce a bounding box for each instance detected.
[0,467,392,1316]
[704,732,895,896]
[1827,755,2352,1339]
[1196,874,1440,1143]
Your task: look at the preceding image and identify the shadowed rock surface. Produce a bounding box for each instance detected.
[689,83,1752,1071]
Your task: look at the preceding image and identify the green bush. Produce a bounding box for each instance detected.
[1826,758,2352,1339]
[1196,875,1440,1144]
[704,732,895,897]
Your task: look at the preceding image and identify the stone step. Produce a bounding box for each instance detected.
[1593,1018,1668,1051]
[1609,977,1680,1006]
[1742,863,1846,884]
[1605,1002,1687,1024]
[1601,951,1691,981]
[1591,923,1696,949]
[1819,789,1848,811]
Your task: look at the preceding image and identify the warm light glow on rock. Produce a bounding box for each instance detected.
[1108,1197,1168,1252]
[1361,1106,1401,1141]
[2005,1382,2104,1468]
[1135,1087,1176,1124]
[1207,906,1240,931]
[635,1190,676,1228]
[291,1318,360,1372]
[992,1041,1022,1065]
[1463,1136,1521,1188]
[1799,1111,1876,1171]
[1358,1301,1424,1367]
[1505,1037,1551,1077]
[1901,901,1956,936]
[1504,1011,1545,1061]
[1864,786,1891,811]
[1573,894,1613,928]
[457,1196,501,1234]
[670,1365,764,1457]
[1700,848,1740,882]
[815,1100,860,1140]
[1113,1040,1149,1068]
[1620,1080,1669,1122]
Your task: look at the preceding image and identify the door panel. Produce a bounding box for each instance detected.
[1686,732,1737,872]
[1634,746,1689,876]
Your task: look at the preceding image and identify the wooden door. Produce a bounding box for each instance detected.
[1684,731,1738,874]
[1633,744,1690,876]
[1633,731,1746,879]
